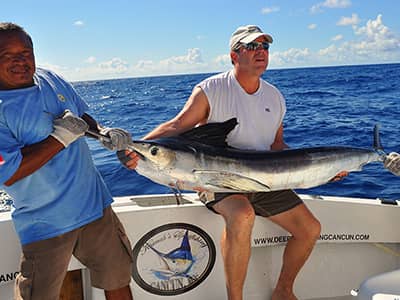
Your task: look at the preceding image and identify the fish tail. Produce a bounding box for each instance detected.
[373,124,386,158]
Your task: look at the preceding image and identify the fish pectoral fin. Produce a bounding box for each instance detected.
[194,170,270,192]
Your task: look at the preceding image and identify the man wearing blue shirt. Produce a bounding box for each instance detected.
[0,22,133,300]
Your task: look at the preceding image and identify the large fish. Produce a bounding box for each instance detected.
[119,118,386,193]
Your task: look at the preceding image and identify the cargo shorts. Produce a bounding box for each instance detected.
[14,206,133,300]
[199,189,303,217]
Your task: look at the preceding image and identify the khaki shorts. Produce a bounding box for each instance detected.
[199,190,303,217]
[15,207,133,300]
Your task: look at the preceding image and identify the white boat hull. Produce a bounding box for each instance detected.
[1,193,399,299]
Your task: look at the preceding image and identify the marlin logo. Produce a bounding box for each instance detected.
[146,230,195,280]
[132,223,216,296]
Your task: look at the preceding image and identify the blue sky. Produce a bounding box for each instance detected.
[2,0,399,81]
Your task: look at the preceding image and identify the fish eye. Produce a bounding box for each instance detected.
[150,147,159,156]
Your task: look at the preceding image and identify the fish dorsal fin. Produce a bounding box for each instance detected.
[181,230,191,251]
[179,118,238,147]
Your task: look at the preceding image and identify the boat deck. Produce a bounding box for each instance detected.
[1,193,399,299]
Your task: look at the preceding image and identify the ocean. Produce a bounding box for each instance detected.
[1,63,400,211]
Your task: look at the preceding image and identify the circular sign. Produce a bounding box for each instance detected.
[132,223,216,296]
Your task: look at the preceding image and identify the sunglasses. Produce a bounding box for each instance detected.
[240,41,270,51]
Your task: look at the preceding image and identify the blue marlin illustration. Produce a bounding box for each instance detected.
[147,230,195,280]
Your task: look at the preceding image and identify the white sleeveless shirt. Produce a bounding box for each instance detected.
[197,70,286,151]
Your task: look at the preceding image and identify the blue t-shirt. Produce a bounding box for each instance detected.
[0,68,113,245]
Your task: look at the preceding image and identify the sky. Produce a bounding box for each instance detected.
[2,0,399,82]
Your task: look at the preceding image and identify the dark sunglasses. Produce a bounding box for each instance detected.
[240,41,270,51]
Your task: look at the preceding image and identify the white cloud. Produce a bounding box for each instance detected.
[135,60,154,69]
[270,14,400,68]
[331,34,343,41]
[337,13,360,26]
[98,57,129,73]
[132,49,210,77]
[73,20,84,27]
[270,48,312,67]
[160,48,204,65]
[311,0,351,13]
[308,24,317,30]
[41,15,400,81]
[353,14,399,52]
[37,63,69,74]
[323,0,351,8]
[261,6,280,14]
[215,54,231,67]
[85,56,96,64]
[320,15,399,64]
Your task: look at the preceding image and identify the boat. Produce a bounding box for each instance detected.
[0,193,399,299]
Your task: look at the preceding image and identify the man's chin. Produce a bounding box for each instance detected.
[14,73,34,85]
[8,78,34,89]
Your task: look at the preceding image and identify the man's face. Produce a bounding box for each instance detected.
[0,31,35,90]
[231,36,269,75]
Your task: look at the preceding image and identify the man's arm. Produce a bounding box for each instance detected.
[270,124,289,151]
[143,87,210,140]
[4,110,89,186]
[4,136,64,186]
[119,87,210,169]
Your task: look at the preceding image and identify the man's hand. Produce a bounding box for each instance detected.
[50,110,89,147]
[117,150,140,169]
[99,127,132,151]
[384,152,400,176]
[329,171,349,182]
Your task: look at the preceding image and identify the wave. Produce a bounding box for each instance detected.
[288,91,339,98]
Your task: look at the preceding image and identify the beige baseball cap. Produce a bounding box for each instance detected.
[229,25,273,50]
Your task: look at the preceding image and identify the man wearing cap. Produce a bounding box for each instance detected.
[119,25,330,300]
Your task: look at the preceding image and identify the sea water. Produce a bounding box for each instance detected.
[1,63,400,211]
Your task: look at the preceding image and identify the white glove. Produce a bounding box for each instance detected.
[99,127,132,151]
[384,152,400,176]
[50,110,89,147]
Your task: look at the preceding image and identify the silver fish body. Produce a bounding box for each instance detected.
[129,119,384,193]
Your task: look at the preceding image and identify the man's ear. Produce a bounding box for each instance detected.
[230,51,238,65]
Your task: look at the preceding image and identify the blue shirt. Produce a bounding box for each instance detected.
[0,68,113,245]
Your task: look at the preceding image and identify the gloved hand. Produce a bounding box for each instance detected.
[50,110,89,147]
[99,127,132,151]
[384,152,400,176]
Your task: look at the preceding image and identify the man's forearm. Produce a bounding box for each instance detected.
[4,136,64,186]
